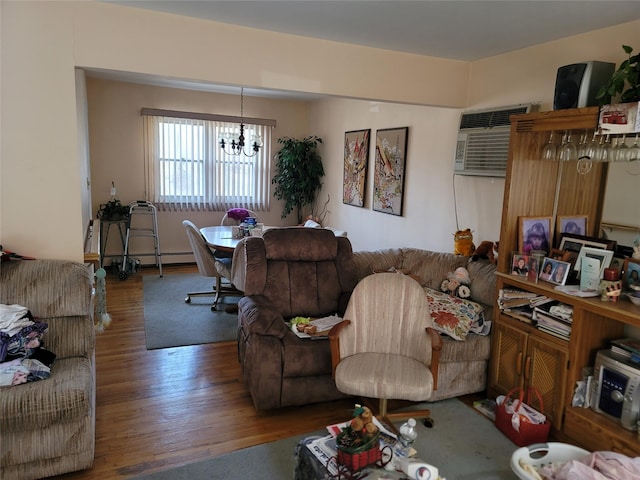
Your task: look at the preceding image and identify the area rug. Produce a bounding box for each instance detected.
[131,398,517,479]
[143,273,240,349]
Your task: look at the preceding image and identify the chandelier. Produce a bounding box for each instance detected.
[219,87,262,157]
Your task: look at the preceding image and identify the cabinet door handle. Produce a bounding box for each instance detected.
[524,355,531,380]
[517,352,523,375]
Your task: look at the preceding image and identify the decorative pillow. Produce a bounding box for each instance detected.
[423,287,486,341]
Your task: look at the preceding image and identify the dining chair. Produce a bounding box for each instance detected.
[329,272,442,426]
[220,208,259,226]
[182,220,242,311]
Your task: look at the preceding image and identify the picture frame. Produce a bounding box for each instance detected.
[518,216,551,255]
[550,248,574,262]
[556,215,588,238]
[539,257,571,286]
[372,127,408,216]
[558,233,616,254]
[342,129,370,207]
[623,258,640,290]
[574,246,614,276]
[609,255,626,277]
[511,253,530,277]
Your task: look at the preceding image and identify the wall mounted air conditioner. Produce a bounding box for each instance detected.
[454,104,536,177]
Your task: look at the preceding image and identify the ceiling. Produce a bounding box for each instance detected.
[94,1,640,99]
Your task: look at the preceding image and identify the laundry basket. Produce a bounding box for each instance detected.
[511,442,590,480]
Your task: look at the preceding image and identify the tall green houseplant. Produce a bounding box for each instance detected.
[272,136,324,223]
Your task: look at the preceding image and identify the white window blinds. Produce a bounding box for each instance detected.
[142,110,273,212]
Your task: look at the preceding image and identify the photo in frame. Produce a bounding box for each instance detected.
[511,253,530,277]
[558,233,616,254]
[342,129,370,207]
[574,246,614,276]
[623,258,640,290]
[557,215,588,237]
[539,257,571,285]
[372,127,408,216]
[609,255,626,278]
[519,216,551,255]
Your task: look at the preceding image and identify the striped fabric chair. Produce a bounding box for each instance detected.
[329,272,442,425]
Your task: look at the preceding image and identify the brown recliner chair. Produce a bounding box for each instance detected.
[237,227,359,410]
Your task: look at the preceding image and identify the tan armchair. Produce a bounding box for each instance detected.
[0,259,95,480]
[329,272,442,424]
[182,220,241,311]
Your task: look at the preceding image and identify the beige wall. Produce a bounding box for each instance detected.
[1,0,638,261]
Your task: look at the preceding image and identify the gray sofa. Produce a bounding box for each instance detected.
[351,248,496,401]
[0,259,95,480]
[236,230,497,410]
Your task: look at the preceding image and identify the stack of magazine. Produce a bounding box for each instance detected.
[533,301,573,340]
[497,288,550,325]
[610,338,640,364]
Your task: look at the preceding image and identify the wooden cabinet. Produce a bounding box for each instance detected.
[490,315,568,429]
[487,107,640,454]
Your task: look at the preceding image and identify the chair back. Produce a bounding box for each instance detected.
[242,227,358,318]
[221,208,259,225]
[182,220,221,278]
[340,272,433,365]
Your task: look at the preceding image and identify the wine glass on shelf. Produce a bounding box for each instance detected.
[577,131,589,159]
[627,133,640,175]
[558,130,577,162]
[596,134,614,162]
[614,134,629,162]
[584,131,600,161]
[628,134,640,161]
[540,132,557,161]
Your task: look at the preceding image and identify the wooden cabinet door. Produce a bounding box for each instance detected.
[526,336,568,430]
[489,320,528,395]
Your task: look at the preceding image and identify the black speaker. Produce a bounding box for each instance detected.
[553,61,615,110]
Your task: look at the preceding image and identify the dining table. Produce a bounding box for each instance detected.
[199,225,240,253]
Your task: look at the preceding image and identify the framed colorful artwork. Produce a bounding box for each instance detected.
[372,127,408,216]
[342,129,370,207]
[518,216,551,255]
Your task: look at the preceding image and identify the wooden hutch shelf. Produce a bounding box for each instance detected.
[487,107,640,455]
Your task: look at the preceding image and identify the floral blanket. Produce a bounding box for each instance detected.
[424,287,490,341]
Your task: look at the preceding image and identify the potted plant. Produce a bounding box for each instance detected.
[272,136,324,223]
[597,45,640,104]
[97,199,130,221]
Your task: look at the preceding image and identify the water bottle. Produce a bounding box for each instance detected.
[398,418,418,448]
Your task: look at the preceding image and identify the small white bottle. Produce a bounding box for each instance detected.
[399,417,418,448]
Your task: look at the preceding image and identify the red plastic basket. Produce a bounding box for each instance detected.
[495,386,551,447]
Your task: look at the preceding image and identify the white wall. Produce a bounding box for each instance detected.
[1,0,638,261]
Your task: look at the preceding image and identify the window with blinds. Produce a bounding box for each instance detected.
[142,109,274,211]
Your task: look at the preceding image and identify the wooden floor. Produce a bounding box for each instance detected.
[54,264,482,479]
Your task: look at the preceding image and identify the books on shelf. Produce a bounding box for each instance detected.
[533,300,573,340]
[610,338,640,363]
[498,288,541,300]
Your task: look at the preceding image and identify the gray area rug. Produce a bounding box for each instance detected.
[131,398,517,479]
[143,273,239,349]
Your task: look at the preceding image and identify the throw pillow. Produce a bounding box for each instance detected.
[424,287,485,341]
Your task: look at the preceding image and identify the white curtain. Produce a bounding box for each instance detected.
[143,114,272,212]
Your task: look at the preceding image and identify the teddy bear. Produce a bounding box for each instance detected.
[441,266,471,299]
[453,229,476,256]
